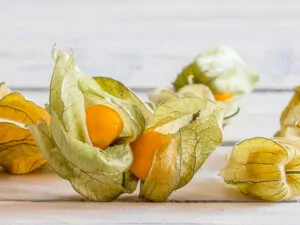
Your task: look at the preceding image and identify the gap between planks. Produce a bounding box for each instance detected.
[9,86,296,93]
[0,199,299,203]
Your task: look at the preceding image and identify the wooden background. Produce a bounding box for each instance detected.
[1,1,300,224]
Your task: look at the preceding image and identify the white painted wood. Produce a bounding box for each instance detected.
[1,1,300,88]
[0,147,298,224]
[2,54,299,89]
[0,147,234,202]
[0,202,300,225]
[1,2,300,223]
[223,114,279,142]
[0,147,293,203]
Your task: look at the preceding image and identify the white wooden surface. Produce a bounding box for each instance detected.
[1,147,300,225]
[2,202,300,225]
[1,0,300,89]
[1,1,300,224]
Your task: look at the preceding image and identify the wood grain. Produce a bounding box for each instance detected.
[0,146,298,225]
[1,1,300,224]
[0,146,295,203]
[0,147,282,202]
[0,202,299,225]
[1,1,300,89]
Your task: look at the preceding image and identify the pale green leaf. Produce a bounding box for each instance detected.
[148,88,179,106]
[140,97,223,201]
[177,84,215,102]
[30,49,144,201]
[175,105,223,189]
[49,107,133,175]
[50,50,145,143]
[94,77,153,122]
[147,97,221,133]
[148,84,239,124]
[30,118,138,202]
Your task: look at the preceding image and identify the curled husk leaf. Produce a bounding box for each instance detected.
[276,87,300,141]
[0,82,50,174]
[149,84,214,106]
[140,97,223,201]
[171,45,259,122]
[148,84,237,124]
[30,49,150,201]
[220,137,300,201]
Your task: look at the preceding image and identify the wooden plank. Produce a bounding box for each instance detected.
[0,147,236,202]
[1,1,300,88]
[1,2,300,224]
[223,114,279,142]
[1,53,299,89]
[0,146,294,203]
[0,201,299,225]
[3,0,300,18]
[0,143,297,224]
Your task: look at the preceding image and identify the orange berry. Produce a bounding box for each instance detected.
[130,131,171,181]
[86,105,124,149]
[214,92,232,102]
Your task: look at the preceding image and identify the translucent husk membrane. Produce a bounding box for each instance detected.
[221,137,300,201]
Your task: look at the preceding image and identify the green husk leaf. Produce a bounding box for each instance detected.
[31,49,144,201]
[140,97,223,201]
[29,119,138,201]
[177,84,240,123]
[175,104,223,189]
[148,84,215,107]
[148,88,179,106]
[148,84,239,124]
[50,50,145,143]
[177,84,215,101]
[49,107,133,174]
[146,97,216,133]
[93,77,153,122]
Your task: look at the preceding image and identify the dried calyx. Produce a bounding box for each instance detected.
[221,137,300,201]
